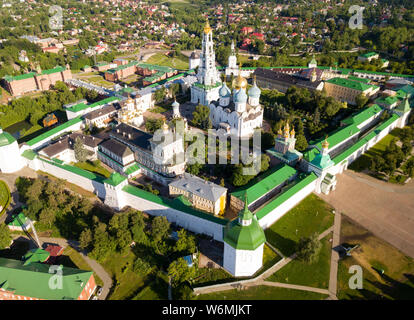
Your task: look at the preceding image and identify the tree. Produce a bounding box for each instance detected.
[151,216,170,244]
[261,131,275,151]
[355,93,369,109]
[0,223,11,249]
[296,233,322,264]
[74,137,88,162]
[145,118,164,134]
[186,162,202,175]
[260,154,270,172]
[192,105,212,130]
[79,228,93,250]
[295,134,308,152]
[174,229,196,254]
[133,257,152,275]
[167,257,196,287]
[39,207,55,227]
[154,86,167,102]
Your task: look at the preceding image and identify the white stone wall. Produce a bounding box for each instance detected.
[33,158,106,198]
[121,190,225,241]
[223,242,264,277]
[258,178,317,229]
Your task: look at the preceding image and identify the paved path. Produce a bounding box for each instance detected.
[258,281,330,295]
[11,235,112,300]
[328,212,341,300]
[320,171,414,258]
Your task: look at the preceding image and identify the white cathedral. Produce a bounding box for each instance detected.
[190,20,264,138]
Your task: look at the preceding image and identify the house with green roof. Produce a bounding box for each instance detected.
[358,51,379,62]
[66,96,119,120]
[324,77,380,105]
[0,257,96,300]
[7,212,32,231]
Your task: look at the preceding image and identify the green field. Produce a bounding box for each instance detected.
[267,236,332,289]
[264,194,334,256]
[146,53,189,70]
[349,132,397,172]
[0,180,11,216]
[73,160,112,178]
[196,285,327,300]
[337,217,414,300]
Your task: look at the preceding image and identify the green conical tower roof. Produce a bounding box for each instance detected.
[0,127,16,147]
[396,96,411,114]
[223,193,266,250]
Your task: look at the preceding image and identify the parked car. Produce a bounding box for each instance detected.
[96,286,103,296]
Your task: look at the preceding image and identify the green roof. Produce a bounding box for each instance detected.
[41,66,65,75]
[0,257,93,300]
[375,96,399,107]
[395,97,411,114]
[104,172,127,186]
[122,184,228,225]
[22,248,50,266]
[67,96,118,113]
[341,104,383,127]
[310,152,334,169]
[26,117,83,147]
[21,149,38,160]
[223,214,266,250]
[0,129,16,147]
[333,114,400,165]
[8,212,29,227]
[359,52,378,58]
[348,75,371,84]
[255,173,318,220]
[4,72,36,82]
[125,163,140,175]
[326,77,379,92]
[231,164,297,205]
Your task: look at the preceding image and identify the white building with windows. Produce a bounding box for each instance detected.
[225,41,238,78]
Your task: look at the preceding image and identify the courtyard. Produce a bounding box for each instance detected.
[320,170,414,258]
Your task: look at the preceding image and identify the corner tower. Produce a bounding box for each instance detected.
[223,195,266,277]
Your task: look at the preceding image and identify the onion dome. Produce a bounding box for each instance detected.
[0,128,16,147]
[322,136,329,149]
[284,121,290,138]
[162,121,169,133]
[219,82,231,98]
[248,76,261,98]
[232,64,248,90]
[204,19,212,34]
[233,88,247,103]
[172,100,180,108]
[290,128,295,137]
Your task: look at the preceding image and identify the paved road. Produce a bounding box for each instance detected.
[320,171,414,258]
[328,212,341,300]
[12,235,112,300]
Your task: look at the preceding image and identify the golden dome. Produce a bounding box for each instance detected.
[204,20,212,34]
[162,121,169,132]
[290,128,295,137]
[232,65,247,89]
[322,136,329,149]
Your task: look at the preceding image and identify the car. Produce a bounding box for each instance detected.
[96,286,103,296]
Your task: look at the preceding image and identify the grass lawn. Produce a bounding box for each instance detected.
[264,194,334,256]
[266,236,332,289]
[132,273,169,300]
[61,247,104,287]
[146,52,189,70]
[196,285,327,300]
[337,216,414,300]
[73,160,112,178]
[349,132,396,172]
[0,180,11,216]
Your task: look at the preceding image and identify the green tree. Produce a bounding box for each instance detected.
[295,134,308,152]
[355,93,369,109]
[296,233,322,264]
[79,228,93,251]
[74,137,88,162]
[145,118,164,134]
[192,105,212,130]
[174,229,196,254]
[38,207,55,227]
[168,257,196,287]
[151,216,170,244]
[0,223,11,249]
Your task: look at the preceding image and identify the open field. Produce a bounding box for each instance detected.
[196,285,328,300]
[337,216,414,300]
[264,194,334,256]
[267,236,332,289]
[146,52,188,70]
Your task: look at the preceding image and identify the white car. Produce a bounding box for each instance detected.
[97,287,103,296]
